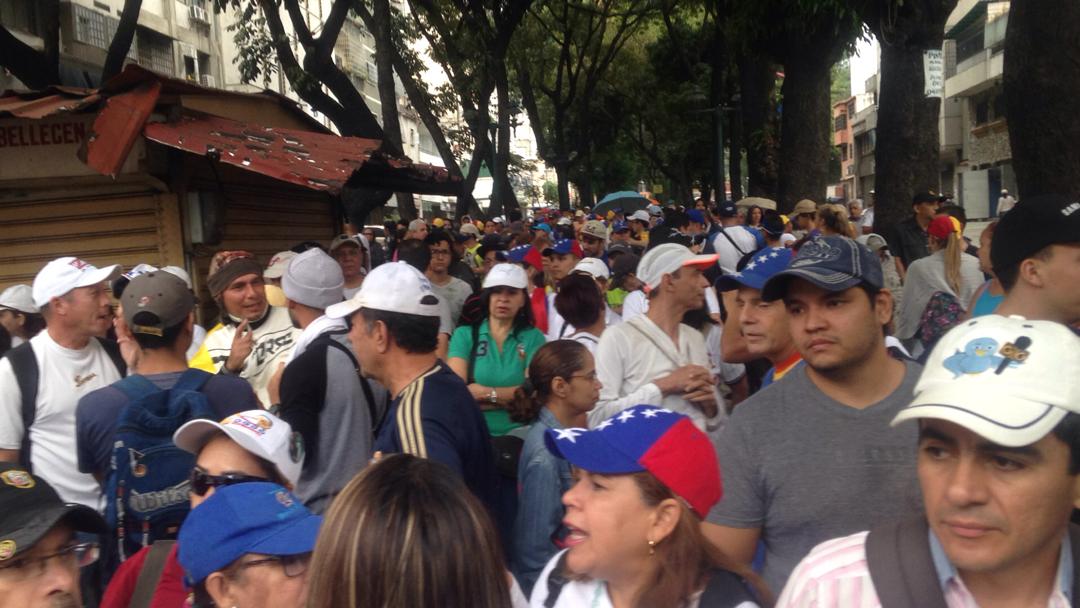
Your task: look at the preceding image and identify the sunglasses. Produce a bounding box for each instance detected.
[235,552,312,578]
[189,467,270,497]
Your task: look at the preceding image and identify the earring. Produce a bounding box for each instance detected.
[648,539,656,556]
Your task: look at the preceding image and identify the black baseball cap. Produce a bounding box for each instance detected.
[0,464,107,562]
[912,191,938,206]
[762,235,884,301]
[991,194,1080,275]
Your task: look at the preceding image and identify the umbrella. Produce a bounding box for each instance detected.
[736,196,777,211]
[594,191,651,216]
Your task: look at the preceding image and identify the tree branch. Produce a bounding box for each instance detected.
[102,0,143,83]
[282,0,315,47]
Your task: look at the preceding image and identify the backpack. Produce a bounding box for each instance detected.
[309,331,387,434]
[103,369,216,562]
[865,518,1080,608]
[918,291,964,360]
[3,338,126,471]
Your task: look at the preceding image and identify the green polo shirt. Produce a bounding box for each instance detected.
[449,319,546,436]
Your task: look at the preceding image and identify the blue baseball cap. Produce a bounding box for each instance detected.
[543,239,583,258]
[532,222,553,235]
[544,405,721,518]
[686,209,706,224]
[761,235,884,301]
[612,220,630,233]
[177,483,322,585]
[716,247,793,292]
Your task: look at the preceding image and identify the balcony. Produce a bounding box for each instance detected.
[945,48,1003,99]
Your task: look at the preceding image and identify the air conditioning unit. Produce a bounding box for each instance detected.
[199,74,216,87]
[189,5,209,23]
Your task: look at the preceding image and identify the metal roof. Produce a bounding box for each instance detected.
[144,112,460,195]
[0,87,102,119]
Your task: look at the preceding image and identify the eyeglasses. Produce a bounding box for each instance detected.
[189,468,270,497]
[429,248,452,257]
[0,542,99,578]
[568,370,598,382]
[234,552,311,578]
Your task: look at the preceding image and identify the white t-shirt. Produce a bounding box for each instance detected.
[530,550,757,608]
[0,332,123,509]
[565,330,601,355]
[710,225,760,275]
[620,290,649,322]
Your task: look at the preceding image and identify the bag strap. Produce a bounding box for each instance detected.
[543,551,571,608]
[865,518,948,608]
[311,332,384,433]
[699,568,757,607]
[467,322,481,385]
[718,226,749,258]
[113,374,166,404]
[4,342,39,471]
[1069,523,1080,603]
[170,368,213,394]
[95,337,127,377]
[129,540,176,608]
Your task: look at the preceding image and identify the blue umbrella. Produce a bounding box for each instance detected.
[594,191,650,216]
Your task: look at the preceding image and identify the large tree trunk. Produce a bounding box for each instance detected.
[1004,0,1080,199]
[869,0,955,233]
[101,0,142,82]
[728,77,744,201]
[0,0,60,87]
[493,64,519,218]
[739,55,779,198]
[370,0,416,220]
[555,162,572,212]
[777,52,831,212]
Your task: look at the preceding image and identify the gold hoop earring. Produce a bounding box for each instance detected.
[648,539,656,556]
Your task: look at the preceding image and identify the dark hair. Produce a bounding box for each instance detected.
[480,287,534,331]
[0,325,10,358]
[306,454,512,608]
[396,239,432,273]
[996,245,1053,291]
[554,274,603,330]
[290,240,326,253]
[131,316,188,350]
[938,204,967,228]
[664,210,690,230]
[508,341,590,423]
[361,308,439,354]
[424,230,454,250]
[3,310,46,340]
[1052,413,1080,475]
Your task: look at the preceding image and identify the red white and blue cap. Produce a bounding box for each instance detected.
[544,405,721,518]
[716,247,793,292]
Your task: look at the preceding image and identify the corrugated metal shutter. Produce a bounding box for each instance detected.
[0,187,183,291]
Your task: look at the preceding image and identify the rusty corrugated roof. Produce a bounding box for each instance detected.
[0,87,102,119]
[144,112,460,195]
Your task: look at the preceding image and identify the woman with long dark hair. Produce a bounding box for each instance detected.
[508,341,601,594]
[531,406,771,608]
[448,263,546,437]
[306,454,525,608]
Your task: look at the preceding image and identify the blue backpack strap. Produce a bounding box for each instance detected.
[170,368,213,394]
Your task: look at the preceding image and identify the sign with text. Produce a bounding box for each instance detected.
[0,116,142,180]
[924,49,944,98]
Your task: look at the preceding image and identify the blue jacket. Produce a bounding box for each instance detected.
[512,407,574,595]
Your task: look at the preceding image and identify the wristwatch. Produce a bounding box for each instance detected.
[488,388,498,404]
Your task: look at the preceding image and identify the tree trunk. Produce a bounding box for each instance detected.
[728,77,744,201]
[870,1,955,233]
[369,0,416,220]
[777,52,831,212]
[739,54,778,198]
[101,0,142,82]
[493,63,518,218]
[1004,0,1080,200]
[556,163,572,211]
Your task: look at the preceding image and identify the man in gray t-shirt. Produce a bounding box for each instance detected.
[703,236,924,592]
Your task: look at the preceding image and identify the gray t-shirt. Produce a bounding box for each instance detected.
[430,275,473,330]
[707,360,924,592]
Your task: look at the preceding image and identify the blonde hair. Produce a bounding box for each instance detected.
[816,204,856,238]
[305,455,511,608]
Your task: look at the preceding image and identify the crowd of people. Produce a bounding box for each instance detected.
[0,190,1078,608]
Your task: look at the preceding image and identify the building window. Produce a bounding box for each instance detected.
[137,31,175,76]
[0,0,39,36]
[73,4,111,49]
[834,114,847,132]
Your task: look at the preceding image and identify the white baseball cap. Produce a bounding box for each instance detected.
[636,243,718,293]
[32,256,121,308]
[263,251,297,280]
[173,410,303,487]
[325,261,442,319]
[628,210,651,223]
[482,263,528,290]
[557,217,572,226]
[892,315,1080,447]
[573,257,611,280]
[0,284,38,314]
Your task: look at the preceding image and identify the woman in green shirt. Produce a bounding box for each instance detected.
[448,263,547,436]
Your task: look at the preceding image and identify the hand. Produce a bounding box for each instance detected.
[468,383,490,402]
[267,362,286,404]
[225,319,254,373]
[684,388,719,418]
[654,364,712,396]
[114,316,142,373]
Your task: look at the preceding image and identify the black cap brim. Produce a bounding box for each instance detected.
[3,504,107,558]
